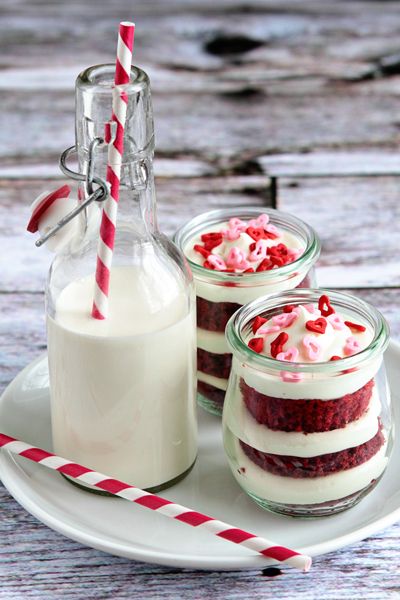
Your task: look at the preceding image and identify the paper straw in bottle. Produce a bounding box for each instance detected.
[92,21,135,319]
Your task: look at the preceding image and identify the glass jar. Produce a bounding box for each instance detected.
[174,208,320,416]
[223,289,392,517]
[46,64,197,493]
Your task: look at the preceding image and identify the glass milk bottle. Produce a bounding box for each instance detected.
[46,65,197,492]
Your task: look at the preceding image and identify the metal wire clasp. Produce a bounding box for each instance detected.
[35,138,108,247]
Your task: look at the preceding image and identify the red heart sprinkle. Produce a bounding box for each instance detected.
[252,315,267,334]
[268,244,288,257]
[256,258,274,272]
[330,355,341,361]
[283,304,296,313]
[201,232,223,251]
[318,294,335,317]
[305,317,327,334]
[203,260,215,270]
[249,242,256,252]
[248,337,264,353]
[270,332,289,358]
[344,320,366,332]
[270,255,285,267]
[246,227,266,241]
[243,267,255,273]
[193,244,210,259]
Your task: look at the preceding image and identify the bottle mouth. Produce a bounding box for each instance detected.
[174,207,321,284]
[226,288,390,373]
[76,64,149,94]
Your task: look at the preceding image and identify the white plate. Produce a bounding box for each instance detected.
[0,344,400,571]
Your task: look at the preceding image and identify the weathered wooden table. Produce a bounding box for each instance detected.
[1,1,400,597]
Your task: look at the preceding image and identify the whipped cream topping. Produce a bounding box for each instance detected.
[247,295,374,364]
[184,214,304,274]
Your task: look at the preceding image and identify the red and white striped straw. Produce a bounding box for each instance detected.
[92,21,135,320]
[0,432,311,572]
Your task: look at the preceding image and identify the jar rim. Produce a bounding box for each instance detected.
[174,207,321,284]
[226,288,390,373]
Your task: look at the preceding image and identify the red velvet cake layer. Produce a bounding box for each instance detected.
[196,296,240,332]
[197,381,226,407]
[239,426,384,478]
[197,348,232,379]
[241,378,374,433]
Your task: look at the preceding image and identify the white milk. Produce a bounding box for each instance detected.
[47,265,197,489]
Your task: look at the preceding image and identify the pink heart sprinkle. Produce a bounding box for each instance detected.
[207,255,227,271]
[327,314,345,330]
[228,217,247,232]
[257,324,280,335]
[272,312,298,328]
[222,226,241,241]
[280,371,303,383]
[265,223,279,237]
[344,336,361,356]
[226,247,249,270]
[276,347,299,362]
[304,304,321,315]
[249,239,269,262]
[248,213,269,228]
[302,335,322,361]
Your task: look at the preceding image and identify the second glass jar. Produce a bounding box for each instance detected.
[174,207,321,416]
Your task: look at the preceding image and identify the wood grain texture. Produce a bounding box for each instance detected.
[1,0,400,598]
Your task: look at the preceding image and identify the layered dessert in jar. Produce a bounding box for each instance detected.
[223,290,392,517]
[174,208,320,416]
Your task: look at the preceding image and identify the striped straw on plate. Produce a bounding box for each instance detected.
[0,432,311,572]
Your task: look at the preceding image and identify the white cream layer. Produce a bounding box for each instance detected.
[230,435,388,505]
[223,386,381,457]
[234,356,382,400]
[194,271,307,304]
[197,371,228,391]
[197,327,230,354]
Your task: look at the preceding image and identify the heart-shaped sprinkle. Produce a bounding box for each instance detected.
[248,214,269,229]
[270,255,285,267]
[249,239,269,262]
[258,324,280,336]
[256,258,274,272]
[246,227,266,242]
[276,347,299,362]
[222,226,241,241]
[330,355,341,361]
[268,243,288,258]
[201,232,223,251]
[228,217,247,232]
[302,335,322,361]
[280,371,303,383]
[283,304,296,313]
[252,315,267,334]
[248,337,264,353]
[318,294,335,317]
[243,267,255,273]
[344,320,366,333]
[193,244,210,259]
[305,317,327,334]
[344,336,361,356]
[304,304,321,315]
[270,332,289,358]
[272,312,298,328]
[206,255,227,271]
[327,314,345,330]
[264,224,279,239]
[226,247,249,270]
